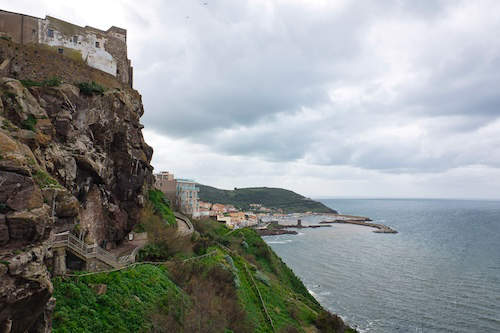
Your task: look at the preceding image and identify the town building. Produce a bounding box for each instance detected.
[244,212,258,226]
[211,203,227,214]
[229,212,246,223]
[199,201,212,210]
[198,200,211,218]
[225,204,239,213]
[154,171,177,206]
[0,9,133,86]
[199,208,210,217]
[216,215,232,227]
[176,179,200,218]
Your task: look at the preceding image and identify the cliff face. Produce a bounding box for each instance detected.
[0,77,153,332]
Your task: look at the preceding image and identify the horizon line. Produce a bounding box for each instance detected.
[312,196,500,201]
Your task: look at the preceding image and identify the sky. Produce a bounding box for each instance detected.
[2,0,500,199]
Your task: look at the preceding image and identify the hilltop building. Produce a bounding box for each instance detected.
[0,9,133,86]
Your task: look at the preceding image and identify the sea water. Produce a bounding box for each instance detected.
[264,199,500,332]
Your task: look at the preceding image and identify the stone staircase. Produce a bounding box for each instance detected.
[50,231,135,273]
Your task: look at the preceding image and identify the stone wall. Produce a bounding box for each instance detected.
[0,38,126,90]
[0,10,39,44]
[0,9,132,87]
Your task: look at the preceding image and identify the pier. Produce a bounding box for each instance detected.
[320,215,398,233]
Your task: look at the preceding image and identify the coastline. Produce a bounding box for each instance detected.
[255,213,397,235]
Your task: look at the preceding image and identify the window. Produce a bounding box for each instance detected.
[95,41,100,48]
[73,36,78,43]
[47,29,54,38]
[58,48,64,54]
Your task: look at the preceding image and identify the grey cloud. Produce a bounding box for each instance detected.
[137,0,373,137]
[4,0,500,197]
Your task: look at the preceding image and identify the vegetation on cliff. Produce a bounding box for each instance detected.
[148,189,176,226]
[0,74,153,331]
[52,214,355,332]
[198,184,337,214]
[52,265,182,332]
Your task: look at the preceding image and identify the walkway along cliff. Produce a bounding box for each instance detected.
[0,12,153,331]
[0,10,358,333]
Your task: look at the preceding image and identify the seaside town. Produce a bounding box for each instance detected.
[155,171,397,234]
[155,171,290,228]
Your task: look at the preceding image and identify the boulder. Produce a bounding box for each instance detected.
[90,284,107,295]
[0,170,43,211]
[6,205,50,242]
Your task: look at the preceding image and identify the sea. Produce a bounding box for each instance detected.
[264,199,500,333]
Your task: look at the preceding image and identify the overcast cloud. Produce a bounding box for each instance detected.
[3,0,500,198]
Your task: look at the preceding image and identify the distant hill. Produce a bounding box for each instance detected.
[198,185,337,214]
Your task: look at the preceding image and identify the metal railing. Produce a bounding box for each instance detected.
[50,232,136,268]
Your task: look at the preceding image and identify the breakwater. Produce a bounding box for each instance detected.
[320,215,398,233]
[256,220,331,236]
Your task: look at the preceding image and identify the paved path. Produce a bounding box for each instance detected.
[109,237,148,257]
[174,212,194,236]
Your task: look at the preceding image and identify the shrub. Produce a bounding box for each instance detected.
[1,119,15,131]
[138,203,191,260]
[21,114,37,131]
[165,261,253,333]
[19,79,42,88]
[132,223,145,233]
[20,77,61,88]
[43,77,62,87]
[138,243,170,261]
[279,326,300,333]
[33,169,62,188]
[193,237,210,255]
[314,310,348,333]
[77,81,105,96]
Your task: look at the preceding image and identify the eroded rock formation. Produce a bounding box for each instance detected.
[0,77,153,332]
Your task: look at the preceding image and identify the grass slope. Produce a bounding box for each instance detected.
[52,218,354,332]
[198,185,337,214]
[52,265,184,332]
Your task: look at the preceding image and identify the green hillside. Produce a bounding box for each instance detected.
[52,217,355,332]
[198,185,337,214]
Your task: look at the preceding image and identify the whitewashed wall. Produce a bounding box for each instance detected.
[38,18,117,76]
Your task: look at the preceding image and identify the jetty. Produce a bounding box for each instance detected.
[255,220,331,236]
[320,215,398,234]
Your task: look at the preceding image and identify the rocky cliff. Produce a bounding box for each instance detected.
[0,77,153,332]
